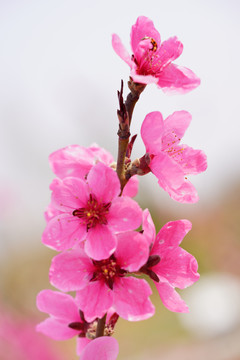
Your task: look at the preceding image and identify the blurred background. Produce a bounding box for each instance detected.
[1,0,240,359]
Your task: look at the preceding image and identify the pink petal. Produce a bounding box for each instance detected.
[42,213,86,251]
[36,317,77,340]
[75,282,114,322]
[89,144,114,165]
[161,111,192,150]
[153,219,192,248]
[76,337,91,356]
[115,231,149,272]
[51,177,89,212]
[140,112,164,154]
[112,34,133,67]
[49,145,95,179]
[157,63,201,94]
[122,176,139,198]
[113,277,155,321]
[142,209,156,246]
[164,179,199,203]
[171,144,208,175]
[150,152,185,189]
[87,163,120,203]
[155,281,189,312]
[153,247,200,289]
[108,196,142,231]
[157,36,183,69]
[130,69,159,85]
[81,337,119,360]
[85,225,117,261]
[131,16,161,53]
[36,290,79,321]
[49,250,93,292]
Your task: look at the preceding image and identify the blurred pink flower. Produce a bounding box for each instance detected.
[0,303,63,360]
[36,290,119,357]
[49,231,154,322]
[141,111,207,203]
[112,16,200,93]
[49,144,138,198]
[141,209,200,312]
[81,336,119,360]
[42,162,142,260]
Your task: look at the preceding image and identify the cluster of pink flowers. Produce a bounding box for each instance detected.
[37,16,207,359]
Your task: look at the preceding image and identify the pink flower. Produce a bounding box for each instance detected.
[81,336,119,360]
[42,162,142,260]
[140,111,207,203]
[140,209,199,312]
[36,290,119,357]
[112,16,200,93]
[49,144,138,198]
[49,231,155,322]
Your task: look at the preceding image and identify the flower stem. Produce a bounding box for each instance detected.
[116,79,146,193]
[96,313,107,338]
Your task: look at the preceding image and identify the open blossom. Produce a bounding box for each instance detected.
[42,162,142,260]
[112,16,200,93]
[140,111,207,203]
[140,209,199,312]
[36,290,119,357]
[49,144,139,198]
[49,231,154,322]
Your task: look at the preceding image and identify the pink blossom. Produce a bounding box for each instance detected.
[42,162,142,260]
[49,231,155,322]
[81,336,119,360]
[140,209,200,312]
[140,111,207,203]
[112,16,200,93]
[49,144,138,198]
[36,290,119,357]
[0,302,64,360]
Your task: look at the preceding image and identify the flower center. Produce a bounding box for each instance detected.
[72,194,111,230]
[91,255,126,289]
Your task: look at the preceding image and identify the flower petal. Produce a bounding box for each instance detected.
[150,153,199,203]
[113,277,155,321]
[42,213,86,251]
[49,250,93,292]
[142,209,156,246]
[85,225,117,261]
[153,247,200,289]
[51,177,89,212]
[75,282,114,322]
[36,290,79,321]
[115,231,149,272]
[81,337,119,360]
[141,111,164,154]
[131,16,161,53]
[153,220,192,249]
[112,34,133,68]
[87,162,120,203]
[49,145,95,179]
[157,36,183,69]
[155,281,189,312]
[161,111,192,150]
[108,196,142,231]
[76,337,91,356]
[171,144,208,175]
[36,317,77,340]
[122,176,139,198]
[157,63,200,94]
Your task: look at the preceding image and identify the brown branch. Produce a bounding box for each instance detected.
[95,313,107,338]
